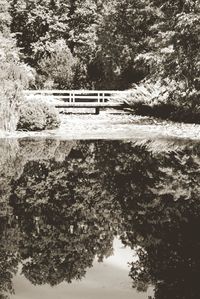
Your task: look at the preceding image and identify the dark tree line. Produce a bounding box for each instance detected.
[4,0,199,92]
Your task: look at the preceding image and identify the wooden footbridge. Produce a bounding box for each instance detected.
[24,90,130,114]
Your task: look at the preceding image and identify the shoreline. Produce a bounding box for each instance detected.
[1,112,200,141]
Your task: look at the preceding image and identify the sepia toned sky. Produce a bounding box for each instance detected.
[11,239,152,299]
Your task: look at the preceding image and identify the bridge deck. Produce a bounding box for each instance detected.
[55,103,123,114]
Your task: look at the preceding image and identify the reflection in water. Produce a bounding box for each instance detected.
[0,138,200,299]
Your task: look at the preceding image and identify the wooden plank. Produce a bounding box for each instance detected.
[24,89,131,94]
[55,103,122,108]
[25,95,118,100]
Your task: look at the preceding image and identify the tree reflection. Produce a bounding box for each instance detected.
[0,138,200,299]
[9,141,122,286]
[96,141,200,299]
[0,213,19,299]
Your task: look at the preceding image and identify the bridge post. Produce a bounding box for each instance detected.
[95,107,100,115]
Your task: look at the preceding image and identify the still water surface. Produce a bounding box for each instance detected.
[0,137,200,299]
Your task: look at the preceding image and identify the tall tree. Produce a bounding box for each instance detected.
[89,0,158,89]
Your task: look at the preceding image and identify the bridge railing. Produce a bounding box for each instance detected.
[24,90,131,103]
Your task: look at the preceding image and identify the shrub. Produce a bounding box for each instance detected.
[17,99,61,131]
[40,101,61,129]
[167,88,200,123]
[120,81,200,124]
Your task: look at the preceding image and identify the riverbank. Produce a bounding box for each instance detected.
[1,112,200,141]
[119,82,200,125]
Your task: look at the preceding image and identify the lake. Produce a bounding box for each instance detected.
[0,136,200,299]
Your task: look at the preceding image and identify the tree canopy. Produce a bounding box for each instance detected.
[7,0,199,91]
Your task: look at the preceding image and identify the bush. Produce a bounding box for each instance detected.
[121,81,200,124]
[167,88,200,123]
[41,102,61,129]
[17,99,61,131]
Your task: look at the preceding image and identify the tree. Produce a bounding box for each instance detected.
[10,0,102,88]
[36,39,76,89]
[89,0,158,89]
[135,0,200,93]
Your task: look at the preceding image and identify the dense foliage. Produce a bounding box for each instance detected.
[120,0,200,122]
